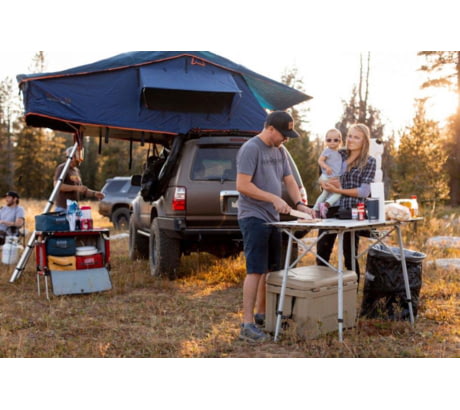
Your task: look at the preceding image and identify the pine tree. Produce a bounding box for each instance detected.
[418,51,460,204]
[281,67,320,202]
[336,53,385,141]
[394,98,449,204]
[0,76,22,192]
[14,51,67,198]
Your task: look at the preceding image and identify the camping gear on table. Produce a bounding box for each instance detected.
[35,212,70,232]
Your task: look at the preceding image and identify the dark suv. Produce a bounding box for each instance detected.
[98,176,140,229]
[129,134,307,279]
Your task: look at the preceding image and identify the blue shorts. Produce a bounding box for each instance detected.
[238,217,282,274]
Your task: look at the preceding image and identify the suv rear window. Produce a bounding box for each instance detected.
[103,180,130,194]
[191,147,238,181]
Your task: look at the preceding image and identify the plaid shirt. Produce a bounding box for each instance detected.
[338,150,376,208]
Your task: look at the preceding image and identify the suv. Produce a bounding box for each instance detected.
[98,176,140,229]
[129,134,307,279]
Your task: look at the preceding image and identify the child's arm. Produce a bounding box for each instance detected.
[318,155,333,175]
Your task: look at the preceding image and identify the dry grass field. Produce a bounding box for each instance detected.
[0,199,458,358]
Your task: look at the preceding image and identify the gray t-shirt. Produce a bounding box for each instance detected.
[320,148,342,178]
[0,205,25,233]
[237,137,292,222]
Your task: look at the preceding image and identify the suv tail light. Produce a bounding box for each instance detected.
[172,187,186,211]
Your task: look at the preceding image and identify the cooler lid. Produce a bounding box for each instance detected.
[267,265,357,291]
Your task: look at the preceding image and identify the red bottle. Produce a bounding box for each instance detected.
[357,202,365,221]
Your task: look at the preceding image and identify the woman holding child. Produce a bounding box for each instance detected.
[316,123,376,281]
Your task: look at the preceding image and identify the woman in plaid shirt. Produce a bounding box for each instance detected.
[316,124,376,281]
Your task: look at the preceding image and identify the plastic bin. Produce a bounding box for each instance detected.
[266,265,358,339]
[360,243,426,320]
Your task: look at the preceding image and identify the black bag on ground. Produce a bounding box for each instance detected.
[360,243,426,320]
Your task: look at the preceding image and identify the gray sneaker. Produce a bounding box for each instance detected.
[254,313,266,328]
[239,323,270,343]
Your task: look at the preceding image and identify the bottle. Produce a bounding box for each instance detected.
[80,206,93,230]
[357,202,365,221]
[75,209,82,230]
[410,195,419,217]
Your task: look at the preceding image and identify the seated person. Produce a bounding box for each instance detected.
[0,191,25,245]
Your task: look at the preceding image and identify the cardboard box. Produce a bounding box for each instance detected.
[266,265,358,340]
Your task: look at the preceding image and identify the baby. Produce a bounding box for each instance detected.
[313,128,343,218]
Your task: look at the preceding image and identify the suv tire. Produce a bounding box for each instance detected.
[112,207,130,230]
[129,218,149,260]
[149,218,181,279]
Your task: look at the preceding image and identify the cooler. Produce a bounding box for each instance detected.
[266,265,358,339]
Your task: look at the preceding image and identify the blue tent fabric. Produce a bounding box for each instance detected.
[17,52,312,139]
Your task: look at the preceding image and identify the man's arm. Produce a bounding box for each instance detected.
[284,174,314,216]
[236,173,291,214]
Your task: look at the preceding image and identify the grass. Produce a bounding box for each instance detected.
[0,200,459,357]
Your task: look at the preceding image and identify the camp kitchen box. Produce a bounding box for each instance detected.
[35,229,111,296]
[266,265,358,339]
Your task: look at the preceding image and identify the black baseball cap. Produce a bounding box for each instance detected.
[265,111,300,139]
[5,191,19,199]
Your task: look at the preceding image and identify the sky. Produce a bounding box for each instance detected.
[1,50,457,140]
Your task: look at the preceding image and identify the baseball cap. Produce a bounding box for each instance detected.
[5,191,19,199]
[265,111,300,139]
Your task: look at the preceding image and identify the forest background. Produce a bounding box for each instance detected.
[0,51,457,207]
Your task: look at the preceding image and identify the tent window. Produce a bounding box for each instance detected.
[140,62,241,114]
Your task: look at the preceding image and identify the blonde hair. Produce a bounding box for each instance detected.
[346,123,370,170]
[325,128,342,144]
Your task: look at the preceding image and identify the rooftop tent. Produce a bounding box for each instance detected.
[17,51,312,141]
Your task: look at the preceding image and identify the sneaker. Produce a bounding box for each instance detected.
[254,313,266,328]
[239,323,270,343]
[319,202,329,219]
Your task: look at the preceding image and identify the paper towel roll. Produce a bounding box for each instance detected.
[371,182,385,221]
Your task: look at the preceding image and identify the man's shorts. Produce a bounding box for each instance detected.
[238,217,281,274]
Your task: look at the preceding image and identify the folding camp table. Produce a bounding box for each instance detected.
[269,218,422,342]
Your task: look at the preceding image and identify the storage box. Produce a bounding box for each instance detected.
[46,237,76,256]
[35,212,70,232]
[48,255,76,271]
[76,253,104,270]
[266,265,358,340]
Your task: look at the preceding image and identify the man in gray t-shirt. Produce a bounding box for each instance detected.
[236,111,314,343]
[0,191,25,245]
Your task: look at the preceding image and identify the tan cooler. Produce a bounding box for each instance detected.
[266,265,358,339]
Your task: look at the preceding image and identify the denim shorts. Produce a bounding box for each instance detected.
[238,217,281,274]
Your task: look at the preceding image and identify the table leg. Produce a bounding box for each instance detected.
[351,230,356,274]
[395,224,415,325]
[274,231,293,342]
[337,231,344,342]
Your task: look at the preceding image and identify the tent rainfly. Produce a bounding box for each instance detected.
[17,51,312,142]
